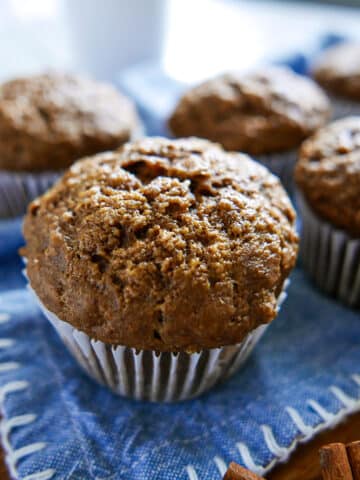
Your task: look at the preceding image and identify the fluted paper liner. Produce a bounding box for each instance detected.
[297,193,360,308]
[25,277,288,402]
[256,150,297,195]
[0,170,60,218]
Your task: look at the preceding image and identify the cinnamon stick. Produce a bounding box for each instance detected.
[347,441,360,480]
[319,443,354,480]
[223,462,266,480]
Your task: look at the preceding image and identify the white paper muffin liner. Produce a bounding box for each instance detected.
[0,170,60,218]
[330,95,360,120]
[297,192,360,308]
[256,150,297,195]
[25,276,288,402]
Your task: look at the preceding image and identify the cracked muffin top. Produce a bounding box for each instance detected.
[296,117,360,237]
[23,137,298,352]
[0,72,141,172]
[168,67,330,155]
[313,43,360,101]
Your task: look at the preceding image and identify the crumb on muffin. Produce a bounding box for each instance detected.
[312,43,360,101]
[0,72,141,172]
[23,137,298,352]
[296,116,360,237]
[169,67,330,154]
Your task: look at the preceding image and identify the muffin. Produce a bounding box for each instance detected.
[168,66,331,193]
[22,137,298,401]
[0,72,141,217]
[313,43,360,119]
[295,117,360,308]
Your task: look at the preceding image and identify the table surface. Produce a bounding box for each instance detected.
[1,412,359,479]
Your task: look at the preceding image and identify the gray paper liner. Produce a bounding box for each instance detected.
[330,96,360,120]
[0,170,60,218]
[25,277,289,402]
[256,150,297,195]
[297,193,360,308]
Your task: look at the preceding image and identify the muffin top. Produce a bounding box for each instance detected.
[313,43,360,100]
[23,137,298,352]
[296,117,360,237]
[0,72,141,172]
[168,67,330,155]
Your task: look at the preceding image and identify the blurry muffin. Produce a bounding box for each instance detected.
[313,43,360,119]
[23,137,298,401]
[0,72,141,217]
[169,66,331,192]
[296,117,360,308]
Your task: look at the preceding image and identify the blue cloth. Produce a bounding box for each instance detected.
[0,35,359,480]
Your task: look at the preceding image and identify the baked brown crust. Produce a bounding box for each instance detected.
[23,137,298,352]
[296,117,360,237]
[168,67,330,154]
[0,72,141,172]
[313,43,360,100]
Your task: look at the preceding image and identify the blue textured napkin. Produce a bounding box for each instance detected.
[1,35,360,480]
